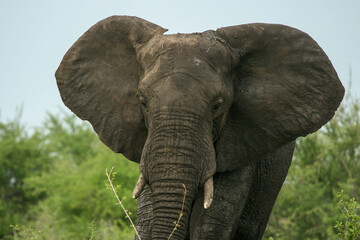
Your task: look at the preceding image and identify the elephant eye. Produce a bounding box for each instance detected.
[212,98,224,116]
[138,94,147,108]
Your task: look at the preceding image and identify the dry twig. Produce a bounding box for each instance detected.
[106,167,142,240]
[168,184,187,240]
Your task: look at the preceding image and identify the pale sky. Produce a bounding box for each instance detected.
[1,0,359,128]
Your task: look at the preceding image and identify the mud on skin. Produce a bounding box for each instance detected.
[56,16,344,239]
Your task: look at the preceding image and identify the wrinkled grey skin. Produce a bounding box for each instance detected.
[137,142,295,239]
[56,16,344,240]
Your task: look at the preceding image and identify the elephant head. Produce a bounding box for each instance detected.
[55,16,344,239]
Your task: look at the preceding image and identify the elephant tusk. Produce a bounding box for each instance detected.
[133,173,146,199]
[203,176,214,209]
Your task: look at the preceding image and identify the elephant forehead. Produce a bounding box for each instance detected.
[140,34,202,55]
[137,33,235,73]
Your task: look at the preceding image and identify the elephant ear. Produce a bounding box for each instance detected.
[215,23,344,172]
[55,16,167,162]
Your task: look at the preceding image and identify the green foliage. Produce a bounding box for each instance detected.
[9,224,43,240]
[0,112,139,239]
[0,113,51,238]
[265,96,360,239]
[335,190,360,239]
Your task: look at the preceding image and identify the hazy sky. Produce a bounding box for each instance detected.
[1,0,359,128]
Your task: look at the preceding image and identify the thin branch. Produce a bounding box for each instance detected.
[339,156,353,179]
[168,184,187,240]
[106,167,142,240]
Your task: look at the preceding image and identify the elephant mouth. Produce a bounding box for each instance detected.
[133,172,214,209]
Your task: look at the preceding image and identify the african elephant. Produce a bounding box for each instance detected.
[55,16,344,240]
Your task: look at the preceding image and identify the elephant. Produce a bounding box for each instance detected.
[55,16,344,240]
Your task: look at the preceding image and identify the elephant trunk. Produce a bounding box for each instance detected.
[148,148,201,240]
[140,112,216,240]
[151,175,196,239]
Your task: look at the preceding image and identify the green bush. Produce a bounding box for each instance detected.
[335,190,360,240]
[0,113,139,239]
